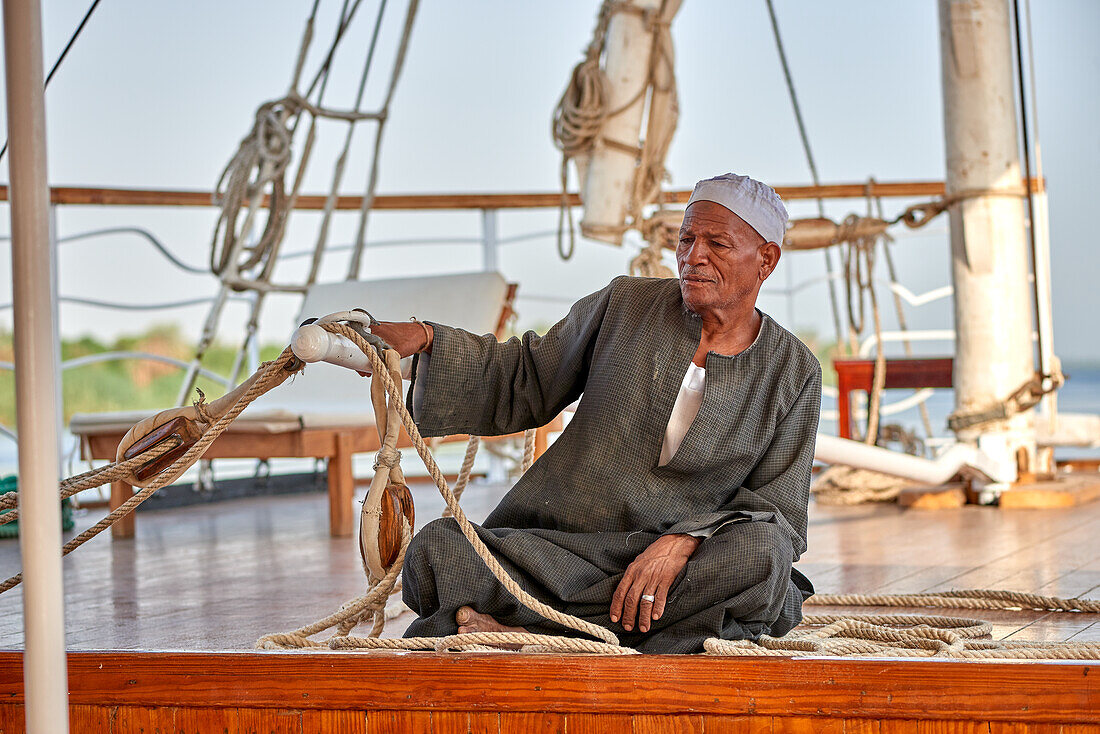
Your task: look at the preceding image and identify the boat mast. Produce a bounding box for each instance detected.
[937,0,1036,485]
[579,0,665,245]
[1,0,70,730]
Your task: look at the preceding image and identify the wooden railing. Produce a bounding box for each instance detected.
[0,178,1045,211]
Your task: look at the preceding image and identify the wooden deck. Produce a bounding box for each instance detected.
[0,478,1098,649]
[0,479,1097,732]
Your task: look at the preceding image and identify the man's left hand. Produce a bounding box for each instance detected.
[610,533,701,633]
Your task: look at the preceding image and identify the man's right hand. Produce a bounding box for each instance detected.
[353,320,433,376]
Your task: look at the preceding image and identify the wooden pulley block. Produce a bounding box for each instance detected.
[114,358,301,488]
[360,482,415,578]
[116,407,203,488]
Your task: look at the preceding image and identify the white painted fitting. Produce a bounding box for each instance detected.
[291,324,373,373]
[814,433,1011,485]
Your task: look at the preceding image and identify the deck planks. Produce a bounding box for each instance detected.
[0,480,1096,650]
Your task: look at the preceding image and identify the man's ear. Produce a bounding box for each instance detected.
[758,242,781,281]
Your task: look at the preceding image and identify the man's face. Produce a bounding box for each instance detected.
[676,200,776,316]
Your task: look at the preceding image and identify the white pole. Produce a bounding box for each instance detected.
[2,0,70,731]
[1031,189,1057,428]
[579,0,662,246]
[937,0,1035,483]
[481,208,499,273]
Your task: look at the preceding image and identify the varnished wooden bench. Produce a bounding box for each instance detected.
[78,420,559,539]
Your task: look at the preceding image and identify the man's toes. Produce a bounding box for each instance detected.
[455,606,476,626]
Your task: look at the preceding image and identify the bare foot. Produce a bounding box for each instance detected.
[455,606,527,645]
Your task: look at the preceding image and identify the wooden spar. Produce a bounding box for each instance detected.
[783,217,891,251]
[0,178,1045,211]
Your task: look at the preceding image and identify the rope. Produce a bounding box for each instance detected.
[551,0,614,260]
[835,213,886,444]
[257,321,622,653]
[442,436,480,518]
[0,349,304,594]
[806,589,1100,613]
[947,370,1064,433]
[703,589,1100,660]
[318,324,621,648]
[811,465,912,506]
[705,612,1100,659]
[10,316,1091,659]
[551,0,679,260]
[891,186,1027,230]
[764,0,844,351]
[256,524,410,650]
[333,631,638,655]
[521,429,537,474]
[631,211,677,278]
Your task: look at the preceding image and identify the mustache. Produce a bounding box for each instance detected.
[679,266,713,280]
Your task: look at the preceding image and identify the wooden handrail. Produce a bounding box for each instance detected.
[0,178,1045,211]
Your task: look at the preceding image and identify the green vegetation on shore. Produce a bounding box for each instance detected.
[0,325,283,426]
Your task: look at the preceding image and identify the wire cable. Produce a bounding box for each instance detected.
[0,0,103,163]
[763,0,845,350]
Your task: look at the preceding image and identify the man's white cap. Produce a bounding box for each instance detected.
[686,173,788,246]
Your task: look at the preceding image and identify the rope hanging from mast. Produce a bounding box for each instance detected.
[552,0,681,261]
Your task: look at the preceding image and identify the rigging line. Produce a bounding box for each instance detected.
[763,0,823,214]
[347,0,420,280]
[1023,0,1044,181]
[1011,0,1045,380]
[0,0,103,164]
[763,0,844,352]
[303,0,368,102]
[238,0,359,388]
[306,0,390,287]
[290,0,351,140]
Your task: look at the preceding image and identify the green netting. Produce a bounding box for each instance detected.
[0,475,74,537]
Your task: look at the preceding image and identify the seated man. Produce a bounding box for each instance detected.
[369,173,820,654]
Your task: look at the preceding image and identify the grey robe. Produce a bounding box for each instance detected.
[402,275,820,653]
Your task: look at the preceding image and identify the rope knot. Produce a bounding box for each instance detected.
[192,388,215,425]
[374,447,401,470]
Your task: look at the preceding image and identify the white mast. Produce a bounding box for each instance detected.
[579,0,663,245]
[938,0,1036,485]
[2,0,70,730]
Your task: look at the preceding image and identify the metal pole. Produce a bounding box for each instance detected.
[481,209,499,273]
[937,0,1035,484]
[2,0,71,730]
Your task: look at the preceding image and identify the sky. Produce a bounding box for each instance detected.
[0,0,1096,364]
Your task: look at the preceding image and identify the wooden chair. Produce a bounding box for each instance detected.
[72,272,562,538]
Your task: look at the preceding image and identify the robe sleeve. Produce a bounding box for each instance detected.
[405,277,623,438]
[662,366,821,560]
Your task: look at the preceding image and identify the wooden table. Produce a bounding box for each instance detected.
[80,420,559,539]
[833,357,954,439]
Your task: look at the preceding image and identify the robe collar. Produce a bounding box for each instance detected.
[652,289,777,472]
